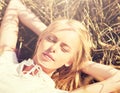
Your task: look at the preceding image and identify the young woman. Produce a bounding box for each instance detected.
[0,0,120,93]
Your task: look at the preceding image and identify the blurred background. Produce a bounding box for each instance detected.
[0,0,120,69]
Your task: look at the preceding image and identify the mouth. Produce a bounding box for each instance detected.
[42,52,55,61]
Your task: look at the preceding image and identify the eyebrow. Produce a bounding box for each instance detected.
[49,33,58,41]
[50,32,72,49]
[61,42,71,50]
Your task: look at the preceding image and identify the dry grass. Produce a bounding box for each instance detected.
[21,0,80,25]
[0,0,120,68]
[74,0,120,69]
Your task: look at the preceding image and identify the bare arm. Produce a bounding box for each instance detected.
[70,70,120,93]
[16,0,47,35]
[81,61,118,81]
[0,0,19,52]
[0,0,47,52]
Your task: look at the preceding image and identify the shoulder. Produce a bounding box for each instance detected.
[0,50,18,64]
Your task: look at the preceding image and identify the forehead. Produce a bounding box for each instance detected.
[52,30,78,40]
[51,30,80,51]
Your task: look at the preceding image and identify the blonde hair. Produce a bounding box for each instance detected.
[36,19,93,91]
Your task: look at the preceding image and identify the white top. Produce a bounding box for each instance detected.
[0,51,68,93]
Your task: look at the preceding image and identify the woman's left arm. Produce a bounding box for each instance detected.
[70,69,120,93]
[81,61,119,81]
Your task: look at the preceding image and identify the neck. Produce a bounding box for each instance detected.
[32,57,55,77]
[40,65,55,77]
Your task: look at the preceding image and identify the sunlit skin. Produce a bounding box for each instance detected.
[33,30,80,75]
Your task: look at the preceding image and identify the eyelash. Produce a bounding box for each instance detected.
[61,46,69,53]
[46,35,70,53]
[46,36,56,43]
[62,49,68,52]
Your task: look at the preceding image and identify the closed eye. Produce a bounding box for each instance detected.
[46,35,57,43]
[61,43,71,53]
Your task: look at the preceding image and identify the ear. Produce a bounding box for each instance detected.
[65,60,73,67]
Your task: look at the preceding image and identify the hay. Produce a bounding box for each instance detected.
[0,0,120,69]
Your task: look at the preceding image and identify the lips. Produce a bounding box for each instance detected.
[42,52,55,61]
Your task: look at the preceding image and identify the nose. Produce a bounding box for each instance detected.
[48,43,59,53]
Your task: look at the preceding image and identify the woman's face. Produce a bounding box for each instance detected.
[33,30,80,75]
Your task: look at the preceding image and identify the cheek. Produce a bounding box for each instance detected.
[35,41,45,56]
[56,53,71,64]
[37,40,49,50]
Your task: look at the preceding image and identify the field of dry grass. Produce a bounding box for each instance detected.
[0,0,120,69]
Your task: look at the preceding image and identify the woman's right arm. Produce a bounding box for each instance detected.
[0,0,19,52]
[0,0,47,52]
[16,0,47,35]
